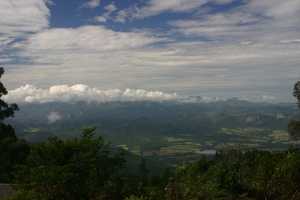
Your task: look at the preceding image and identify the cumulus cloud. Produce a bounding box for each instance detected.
[94,2,117,23]
[80,0,100,9]
[94,16,107,23]
[262,95,278,101]
[47,112,62,123]
[238,95,249,101]
[115,10,128,23]
[200,96,224,103]
[104,2,117,13]
[3,84,222,103]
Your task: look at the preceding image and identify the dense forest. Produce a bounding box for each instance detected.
[1,66,300,200]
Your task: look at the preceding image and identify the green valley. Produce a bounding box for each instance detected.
[7,100,299,166]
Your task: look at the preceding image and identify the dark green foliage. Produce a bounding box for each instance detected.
[289,81,300,140]
[8,139,300,200]
[0,67,29,183]
[0,68,19,123]
[139,158,150,178]
[289,119,300,140]
[11,127,125,200]
[293,81,300,108]
[0,124,29,183]
[268,149,300,199]
[163,149,300,200]
[120,159,171,199]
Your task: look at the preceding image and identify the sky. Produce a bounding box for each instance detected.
[1,0,300,103]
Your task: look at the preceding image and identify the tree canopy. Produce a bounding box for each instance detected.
[0,68,19,123]
[288,81,300,140]
[11,127,125,200]
[293,81,300,108]
[0,67,29,183]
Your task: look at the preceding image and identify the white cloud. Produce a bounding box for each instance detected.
[262,95,278,101]
[103,2,117,19]
[199,96,224,103]
[115,10,128,23]
[94,2,117,23]
[280,39,300,44]
[104,3,117,13]
[115,0,237,21]
[238,95,249,101]
[245,0,300,19]
[168,0,300,43]
[0,55,11,63]
[47,112,62,123]
[12,26,163,55]
[0,0,50,49]
[241,41,253,45]
[168,13,263,40]
[213,0,235,5]
[44,0,55,6]
[94,16,107,23]
[122,0,208,20]
[80,0,100,9]
[4,84,222,103]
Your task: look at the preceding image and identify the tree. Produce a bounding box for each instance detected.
[288,120,300,140]
[0,130,29,183]
[289,81,300,140]
[12,127,125,200]
[268,149,300,199]
[0,67,19,123]
[0,67,29,183]
[293,81,300,108]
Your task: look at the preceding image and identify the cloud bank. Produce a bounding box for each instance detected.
[3,84,226,104]
[3,84,180,103]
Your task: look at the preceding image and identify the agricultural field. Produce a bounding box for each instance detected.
[119,127,295,165]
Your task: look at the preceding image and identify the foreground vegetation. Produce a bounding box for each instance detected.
[4,131,300,199]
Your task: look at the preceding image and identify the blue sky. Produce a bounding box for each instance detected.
[1,0,300,103]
